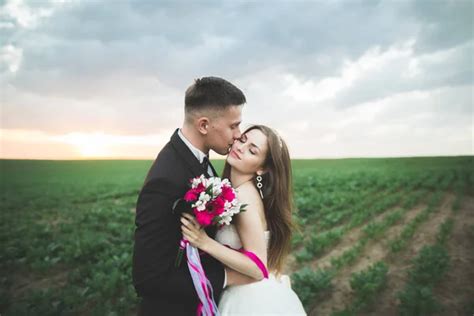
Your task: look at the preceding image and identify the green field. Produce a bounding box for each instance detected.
[1,157,473,315]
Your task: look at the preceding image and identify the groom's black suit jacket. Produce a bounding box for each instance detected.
[132,128,225,316]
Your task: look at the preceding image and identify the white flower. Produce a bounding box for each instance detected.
[219,214,232,225]
[199,192,211,202]
[212,185,222,197]
[191,174,206,188]
[192,199,207,211]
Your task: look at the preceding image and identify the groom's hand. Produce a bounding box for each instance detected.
[225,267,259,287]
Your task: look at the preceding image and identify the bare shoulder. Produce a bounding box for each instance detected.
[235,182,266,228]
[235,182,262,207]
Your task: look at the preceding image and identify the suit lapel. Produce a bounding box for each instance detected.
[170,128,219,237]
[170,128,210,178]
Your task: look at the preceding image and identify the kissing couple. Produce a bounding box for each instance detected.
[132,76,306,315]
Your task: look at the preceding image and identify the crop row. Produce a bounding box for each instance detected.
[316,191,456,315]
[292,190,444,312]
[397,215,455,315]
[294,188,427,265]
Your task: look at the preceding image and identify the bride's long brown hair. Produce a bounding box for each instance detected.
[222,125,295,274]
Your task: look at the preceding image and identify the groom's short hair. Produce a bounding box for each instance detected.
[184,76,246,118]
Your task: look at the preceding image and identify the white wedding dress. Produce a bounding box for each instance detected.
[215,224,307,316]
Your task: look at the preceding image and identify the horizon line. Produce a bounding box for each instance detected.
[1,154,472,162]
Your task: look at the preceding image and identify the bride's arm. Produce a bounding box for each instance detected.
[181,187,268,281]
[226,266,260,286]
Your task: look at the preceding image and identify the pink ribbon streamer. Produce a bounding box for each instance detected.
[239,248,269,279]
[185,243,220,316]
[222,244,269,280]
[183,243,268,316]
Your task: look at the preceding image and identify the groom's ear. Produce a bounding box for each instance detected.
[197,117,210,135]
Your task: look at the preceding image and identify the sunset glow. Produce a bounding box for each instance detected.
[0,129,170,160]
[1,0,472,160]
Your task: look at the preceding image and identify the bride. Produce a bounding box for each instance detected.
[181,124,306,315]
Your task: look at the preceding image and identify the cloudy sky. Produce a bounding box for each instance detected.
[1,0,472,159]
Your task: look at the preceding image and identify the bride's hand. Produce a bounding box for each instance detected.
[180,213,211,250]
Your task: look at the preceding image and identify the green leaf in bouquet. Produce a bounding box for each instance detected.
[212,216,222,225]
[205,183,214,196]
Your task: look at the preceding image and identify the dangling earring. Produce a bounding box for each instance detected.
[256,175,263,199]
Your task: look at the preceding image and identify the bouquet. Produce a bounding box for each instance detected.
[173,175,246,316]
[174,174,247,267]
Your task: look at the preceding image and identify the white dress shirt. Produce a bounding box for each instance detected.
[178,128,214,176]
[177,128,227,288]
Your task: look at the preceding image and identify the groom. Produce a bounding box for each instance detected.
[132,77,252,315]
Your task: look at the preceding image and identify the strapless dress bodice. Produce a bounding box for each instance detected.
[215,223,270,250]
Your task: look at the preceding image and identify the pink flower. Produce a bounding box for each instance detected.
[184,189,199,202]
[211,196,226,215]
[184,183,207,202]
[221,185,235,202]
[196,183,206,192]
[194,209,214,226]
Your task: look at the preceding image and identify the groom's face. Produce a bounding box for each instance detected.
[206,105,243,155]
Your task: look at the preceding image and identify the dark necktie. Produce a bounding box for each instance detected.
[201,156,210,172]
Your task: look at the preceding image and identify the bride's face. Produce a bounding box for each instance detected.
[227,129,268,175]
